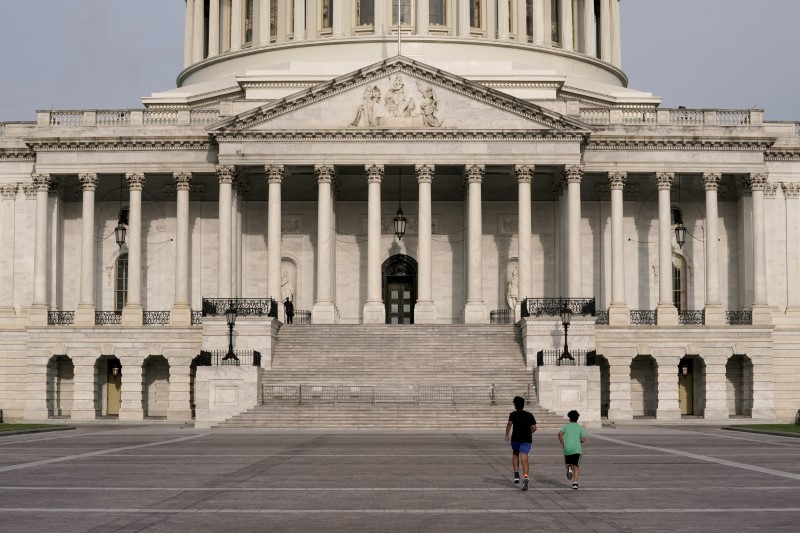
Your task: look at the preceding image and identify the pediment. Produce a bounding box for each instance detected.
[211,56,588,137]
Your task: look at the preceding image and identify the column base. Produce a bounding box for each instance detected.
[751,304,773,325]
[312,302,337,324]
[170,304,192,327]
[608,304,630,326]
[656,304,678,326]
[122,304,143,326]
[27,304,48,326]
[464,302,488,324]
[363,301,386,324]
[703,304,725,326]
[414,301,436,324]
[74,304,96,327]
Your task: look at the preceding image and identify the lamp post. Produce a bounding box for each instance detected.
[559,306,574,362]
[223,306,238,362]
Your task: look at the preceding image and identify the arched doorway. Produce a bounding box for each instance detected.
[630,355,658,417]
[95,355,122,417]
[597,355,610,418]
[143,356,170,419]
[190,352,212,419]
[678,355,706,417]
[726,354,753,417]
[382,254,417,324]
[47,355,74,418]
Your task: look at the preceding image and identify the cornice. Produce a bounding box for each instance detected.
[764,149,800,161]
[25,136,214,152]
[586,136,775,152]
[215,129,585,143]
[0,149,35,161]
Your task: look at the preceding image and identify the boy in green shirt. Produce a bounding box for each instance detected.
[557,410,586,490]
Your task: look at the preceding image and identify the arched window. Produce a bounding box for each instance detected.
[392,0,412,25]
[357,0,375,26]
[115,254,129,313]
[430,0,446,26]
[244,0,254,43]
[672,254,687,312]
[470,0,482,29]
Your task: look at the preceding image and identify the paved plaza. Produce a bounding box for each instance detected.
[0,425,798,532]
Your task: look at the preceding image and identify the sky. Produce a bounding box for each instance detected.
[1,0,799,122]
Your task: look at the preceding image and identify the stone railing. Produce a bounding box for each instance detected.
[0,123,6,136]
[191,110,220,125]
[580,108,761,127]
[96,110,130,126]
[39,109,220,129]
[622,109,657,125]
[143,110,179,126]
[580,109,610,125]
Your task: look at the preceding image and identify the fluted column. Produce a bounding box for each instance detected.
[258,0,271,44]
[749,172,771,324]
[464,164,487,323]
[193,0,205,62]
[702,173,724,325]
[74,174,98,326]
[266,165,284,303]
[783,183,800,315]
[363,164,385,323]
[231,0,243,50]
[498,0,510,40]
[415,164,436,323]
[565,165,583,298]
[559,0,573,50]
[415,0,429,35]
[608,171,629,325]
[0,185,18,315]
[583,0,596,56]
[533,0,546,44]
[30,173,51,325]
[217,165,234,299]
[515,165,533,317]
[172,172,193,326]
[313,164,336,324]
[184,0,196,67]
[122,173,144,326]
[600,0,612,62]
[655,172,678,325]
[457,0,470,37]
[209,0,221,56]
[293,0,305,40]
[611,0,621,66]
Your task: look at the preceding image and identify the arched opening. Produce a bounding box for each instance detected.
[630,354,658,417]
[190,352,213,419]
[382,254,418,324]
[726,354,754,417]
[95,355,122,417]
[47,355,74,418]
[143,356,170,419]
[679,355,706,417]
[597,354,610,418]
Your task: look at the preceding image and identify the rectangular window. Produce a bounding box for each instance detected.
[115,255,128,313]
[526,0,533,39]
[358,0,375,26]
[322,0,333,29]
[430,0,446,25]
[672,265,683,313]
[392,0,412,25]
[244,0,254,43]
[551,0,560,44]
[470,0,482,28]
[271,0,278,36]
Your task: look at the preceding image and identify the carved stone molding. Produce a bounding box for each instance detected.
[216,165,236,184]
[125,172,145,191]
[265,164,284,184]
[31,173,51,192]
[764,183,779,199]
[586,137,773,152]
[314,164,335,184]
[564,164,584,184]
[365,164,384,183]
[415,164,435,184]
[173,172,193,191]
[27,137,212,152]
[608,171,627,190]
[22,184,37,199]
[703,172,722,191]
[498,216,519,235]
[79,173,98,191]
[514,164,534,184]
[782,182,800,199]
[655,172,675,190]
[748,172,769,192]
[464,164,485,184]
[282,217,304,234]
[0,184,18,200]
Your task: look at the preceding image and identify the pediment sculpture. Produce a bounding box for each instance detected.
[350,74,443,129]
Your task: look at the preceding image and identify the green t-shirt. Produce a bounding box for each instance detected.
[561,422,586,456]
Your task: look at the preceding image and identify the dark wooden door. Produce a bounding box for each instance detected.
[385,276,414,324]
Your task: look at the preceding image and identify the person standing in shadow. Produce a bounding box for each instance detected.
[284,297,294,325]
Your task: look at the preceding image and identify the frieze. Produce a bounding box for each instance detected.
[586,137,774,152]
[27,137,213,152]
[349,74,443,128]
[0,149,35,161]
[214,129,584,143]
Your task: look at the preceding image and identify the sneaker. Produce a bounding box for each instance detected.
[572,482,578,490]
[567,465,574,480]
[513,475,520,484]
[522,477,529,491]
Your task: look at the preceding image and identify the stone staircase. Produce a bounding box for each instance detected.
[215,324,566,429]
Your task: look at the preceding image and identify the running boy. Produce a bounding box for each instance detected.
[558,410,586,490]
[504,396,537,491]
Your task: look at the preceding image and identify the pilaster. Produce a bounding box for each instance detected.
[0,184,18,316]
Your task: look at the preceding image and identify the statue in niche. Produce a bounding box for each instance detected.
[384,74,416,117]
[506,267,519,310]
[416,81,442,127]
[281,270,295,302]
[350,85,382,127]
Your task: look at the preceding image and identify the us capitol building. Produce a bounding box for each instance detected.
[0,0,797,428]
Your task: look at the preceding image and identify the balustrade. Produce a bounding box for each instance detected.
[580,109,610,125]
[670,109,704,125]
[47,311,75,325]
[191,110,219,125]
[201,297,277,317]
[195,349,262,366]
[49,111,83,127]
[96,110,130,126]
[678,310,705,325]
[622,109,657,125]
[630,310,656,325]
[95,311,122,325]
[143,110,179,125]
[536,349,597,366]
[143,311,171,325]
[523,298,596,317]
[725,310,753,325]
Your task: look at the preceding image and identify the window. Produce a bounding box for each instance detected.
[322,0,333,29]
[392,0,412,25]
[671,206,683,226]
[115,254,129,313]
[270,0,278,36]
[357,0,374,26]
[470,0,482,28]
[672,255,687,313]
[526,0,533,39]
[244,0,254,43]
[430,0,446,25]
[550,0,559,44]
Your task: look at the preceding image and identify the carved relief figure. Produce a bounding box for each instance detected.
[350,85,381,127]
[506,267,519,310]
[417,81,443,127]
[281,270,295,302]
[384,74,416,117]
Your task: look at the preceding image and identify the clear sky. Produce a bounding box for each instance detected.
[1,0,798,122]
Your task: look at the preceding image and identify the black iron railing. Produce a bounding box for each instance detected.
[522,298,596,317]
[595,311,609,325]
[678,310,704,325]
[201,298,277,318]
[725,310,753,325]
[47,311,75,325]
[143,311,170,325]
[536,349,597,366]
[191,311,203,325]
[490,309,514,324]
[630,310,656,325]
[194,350,262,367]
[95,311,122,325]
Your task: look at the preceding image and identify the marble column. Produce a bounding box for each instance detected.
[515,165,533,317]
[611,0,621,67]
[266,164,283,302]
[703,172,724,325]
[533,0,546,44]
[184,0,196,67]
[172,172,193,326]
[749,172,771,324]
[457,0,470,37]
[498,0,510,40]
[464,164,487,323]
[559,0,573,50]
[209,0,221,56]
[608,171,629,324]
[415,164,436,323]
[293,0,305,40]
[783,183,800,315]
[75,173,98,326]
[600,0,611,62]
[655,172,678,325]
[217,165,235,299]
[231,0,244,50]
[313,164,336,324]
[118,355,144,421]
[655,353,681,420]
[30,173,51,325]
[331,0,345,37]
[516,0,528,42]
[565,165,583,298]
[193,0,205,62]
[0,184,17,315]
[122,173,145,327]
[363,164,385,323]
[258,0,272,44]
[415,0,429,35]
[583,0,596,56]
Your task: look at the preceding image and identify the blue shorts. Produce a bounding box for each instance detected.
[511,442,532,455]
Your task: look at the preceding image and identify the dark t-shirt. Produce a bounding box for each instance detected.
[508,409,537,443]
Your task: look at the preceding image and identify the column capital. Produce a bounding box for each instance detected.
[464,164,485,184]
[655,172,675,190]
[514,164,534,183]
[314,164,335,184]
[608,171,627,190]
[22,184,37,198]
[365,164,384,183]
[173,172,193,191]
[79,173,99,191]
[416,164,435,184]
[749,172,769,192]
[31,173,51,192]
[564,164,584,184]
[764,183,779,199]
[703,172,722,191]
[782,182,800,199]
[0,184,18,200]
[125,172,146,191]
[216,165,237,184]
[266,164,284,184]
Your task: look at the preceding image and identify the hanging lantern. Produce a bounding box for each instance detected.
[675,223,687,249]
[115,221,127,248]
[394,207,407,240]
